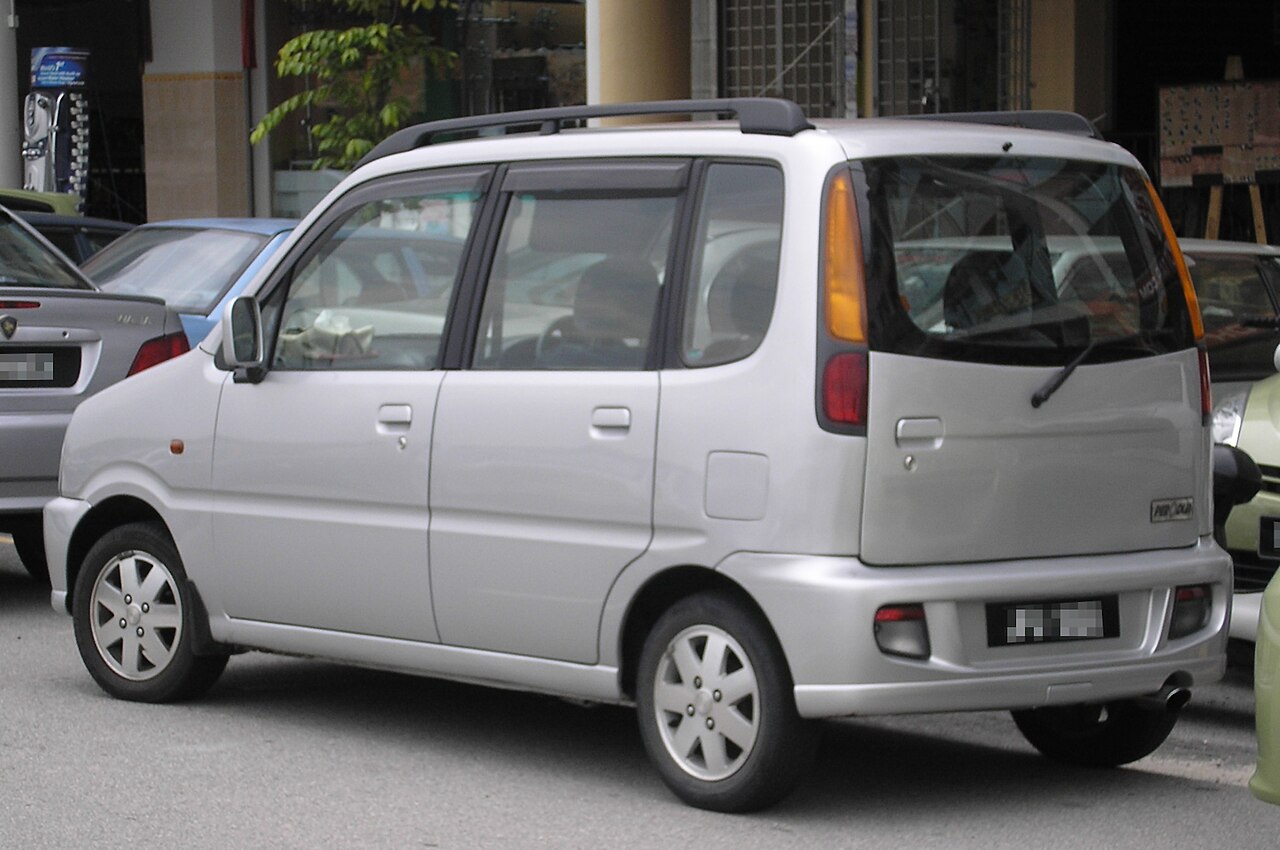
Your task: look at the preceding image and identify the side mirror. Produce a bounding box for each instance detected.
[221,296,265,383]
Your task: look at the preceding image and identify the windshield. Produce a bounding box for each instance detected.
[863,156,1196,366]
[1184,250,1280,383]
[0,214,93,289]
[84,227,271,313]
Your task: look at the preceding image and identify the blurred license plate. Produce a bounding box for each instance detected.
[986,596,1119,647]
[0,351,54,381]
[1259,517,1280,559]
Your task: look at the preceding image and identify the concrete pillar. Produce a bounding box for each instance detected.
[143,0,250,220]
[690,0,716,101]
[0,8,21,188]
[1029,0,1110,128]
[588,0,690,105]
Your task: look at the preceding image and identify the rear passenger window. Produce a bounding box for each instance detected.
[473,168,681,371]
[269,176,480,371]
[681,163,783,366]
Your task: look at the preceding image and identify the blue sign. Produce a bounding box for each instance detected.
[31,47,90,89]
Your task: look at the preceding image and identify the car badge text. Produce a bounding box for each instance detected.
[1151,497,1194,522]
[116,313,152,326]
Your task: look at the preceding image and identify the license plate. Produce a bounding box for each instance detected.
[0,347,78,388]
[1259,517,1280,560]
[986,596,1119,647]
[0,351,54,381]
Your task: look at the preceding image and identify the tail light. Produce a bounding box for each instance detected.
[819,169,870,432]
[127,331,190,376]
[1143,178,1203,341]
[1143,179,1210,421]
[874,604,931,659]
[1169,585,1211,639]
[0,300,40,309]
[823,352,868,426]
[823,170,868,343]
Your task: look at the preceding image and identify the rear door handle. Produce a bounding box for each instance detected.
[377,404,413,434]
[895,417,943,449]
[591,406,631,434]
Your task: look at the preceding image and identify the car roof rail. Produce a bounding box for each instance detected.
[357,98,814,167]
[896,110,1102,139]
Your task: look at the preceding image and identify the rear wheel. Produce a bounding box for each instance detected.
[9,518,49,584]
[1011,700,1180,766]
[72,522,227,702]
[635,592,815,812]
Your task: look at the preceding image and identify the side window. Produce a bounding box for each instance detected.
[473,188,677,371]
[270,180,479,371]
[682,163,784,366]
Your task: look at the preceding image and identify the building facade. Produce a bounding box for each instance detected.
[3,0,1277,240]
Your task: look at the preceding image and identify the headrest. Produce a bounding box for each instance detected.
[573,257,660,339]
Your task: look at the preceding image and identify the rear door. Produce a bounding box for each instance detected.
[856,155,1207,565]
[428,160,684,663]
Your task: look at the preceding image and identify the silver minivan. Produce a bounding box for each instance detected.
[44,100,1229,812]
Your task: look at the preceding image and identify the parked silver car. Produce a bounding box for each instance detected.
[44,101,1229,811]
[0,206,188,580]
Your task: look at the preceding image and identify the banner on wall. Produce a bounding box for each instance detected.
[22,48,92,209]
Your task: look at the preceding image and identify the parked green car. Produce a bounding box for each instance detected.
[1253,570,1280,803]
[1192,239,1280,640]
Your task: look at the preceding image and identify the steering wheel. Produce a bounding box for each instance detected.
[534,314,576,362]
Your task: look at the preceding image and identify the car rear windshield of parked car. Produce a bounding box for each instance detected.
[0,213,93,289]
[861,156,1197,367]
[1186,251,1280,383]
[85,227,271,313]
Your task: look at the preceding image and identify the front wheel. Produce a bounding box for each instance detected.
[635,592,815,812]
[72,522,227,702]
[1011,700,1180,767]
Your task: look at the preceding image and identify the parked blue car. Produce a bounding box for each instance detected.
[82,218,297,346]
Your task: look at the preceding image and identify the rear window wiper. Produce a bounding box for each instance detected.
[1031,340,1096,408]
[1030,330,1166,409]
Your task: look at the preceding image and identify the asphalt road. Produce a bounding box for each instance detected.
[2,539,1275,849]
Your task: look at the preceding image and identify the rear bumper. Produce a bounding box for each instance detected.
[43,494,92,613]
[0,410,68,514]
[717,537,1231,719]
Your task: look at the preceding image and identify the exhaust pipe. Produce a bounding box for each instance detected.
[1135,683,1191,713]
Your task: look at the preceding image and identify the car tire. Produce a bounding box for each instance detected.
[635,591,815,812]
[72,521,227,702]
[10,518,49,584]
[1011,700,1180,766]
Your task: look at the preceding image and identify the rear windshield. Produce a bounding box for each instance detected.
[862,156,1197,366]
[1183,249,1280,383]
[85,227,271,314]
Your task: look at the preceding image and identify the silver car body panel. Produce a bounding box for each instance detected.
[861,348,1213,565]
[1,287,181,518]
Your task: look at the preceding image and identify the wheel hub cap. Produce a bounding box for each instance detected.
[88,549,183,682]
[652,624,761,782]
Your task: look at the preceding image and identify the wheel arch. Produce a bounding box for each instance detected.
[64,496,165,613]
[617,565,787,702]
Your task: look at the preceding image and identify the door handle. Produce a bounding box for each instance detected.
[895,417,943,449]
[591,406,631,434]
[377,404,413,434]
